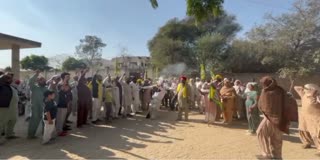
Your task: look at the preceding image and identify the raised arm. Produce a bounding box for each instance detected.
[103,74,111,87]
[29,70,40,90]
[118,73,126,85]
[141,84,156,89]
[294,86,304,98]
[92,74,98,87]
[201,84,210,94]
[78,69,87,83]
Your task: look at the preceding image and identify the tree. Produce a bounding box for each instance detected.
[148,12,240,72]
[20,54,51,71]
[150,37,193,69]
[195,33,227,73]
[246,0,320,91]
[224,39,282,73]
[150,0,224,22]
[75,35,106,70]
[62,57,87,71]
[49,54,69,70]
[4,66,12,72]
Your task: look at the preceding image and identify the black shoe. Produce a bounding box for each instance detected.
[91,120,98,124]
[6,135,19,140]
[126,114,133,117]
[25,117,31,122]
[146,113,151,119]
[63,127,72,131]
[66,120,73,124]
[1,132,4,136]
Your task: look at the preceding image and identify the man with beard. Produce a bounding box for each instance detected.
[0,73,19,144]
[28,70,48,139]
[256,76,290,159]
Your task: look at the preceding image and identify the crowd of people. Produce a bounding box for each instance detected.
[0,69,320,159]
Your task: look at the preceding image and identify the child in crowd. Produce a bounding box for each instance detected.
[43,90,57,144]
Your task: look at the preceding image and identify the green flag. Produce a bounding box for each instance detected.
[200,64,206,80]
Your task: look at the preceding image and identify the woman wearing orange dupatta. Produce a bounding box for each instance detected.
[220,78,236,124]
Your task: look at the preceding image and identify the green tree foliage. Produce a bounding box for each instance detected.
[20,54,51,71]
[75,35,106,69]
[148,13,240,71]
[4,66,12,72]
[150,0,224,22]
[244,0,320,90]
[150,37,193,69]
[62,57,87,71]
[195,33,227,72]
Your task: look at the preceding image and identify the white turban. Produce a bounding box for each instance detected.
[304,84,320,100]
[304,84,320,92]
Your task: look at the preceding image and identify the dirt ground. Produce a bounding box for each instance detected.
[0,109,319,160]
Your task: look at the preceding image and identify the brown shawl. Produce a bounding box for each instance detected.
[220,82,235,97]
[258,76,290,134]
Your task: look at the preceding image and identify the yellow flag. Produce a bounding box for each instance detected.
[210,69,215,80]
[200,64,206,80]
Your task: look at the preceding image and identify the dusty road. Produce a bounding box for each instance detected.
[0,110,319,159]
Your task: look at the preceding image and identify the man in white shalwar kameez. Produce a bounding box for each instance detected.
[112,80,120,118]
[144,79,166,120]
[195,78,204,113]
[119,74,132,117]
[130,80,141,114]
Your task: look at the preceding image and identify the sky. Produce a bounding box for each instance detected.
[0,0,296,68]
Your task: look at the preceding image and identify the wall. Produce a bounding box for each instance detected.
[222,73,320,98]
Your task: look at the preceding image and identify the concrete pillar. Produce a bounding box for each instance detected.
[11,45,20,80]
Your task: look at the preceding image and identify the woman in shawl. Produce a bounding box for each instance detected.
[294,84,320,152]
[220,78,236,124]
[244,84,260,135]
[233,80,245,119]
[256,76,289,160]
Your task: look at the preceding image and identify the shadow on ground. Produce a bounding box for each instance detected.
[0,110,184,159]
[0,110,303,159]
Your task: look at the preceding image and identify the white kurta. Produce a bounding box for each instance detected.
[112,86,120,117]
[130,82,141,113]
[150,87,166,119]
[120,81,132,115]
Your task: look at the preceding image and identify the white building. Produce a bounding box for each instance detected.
[111,56,151,76]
